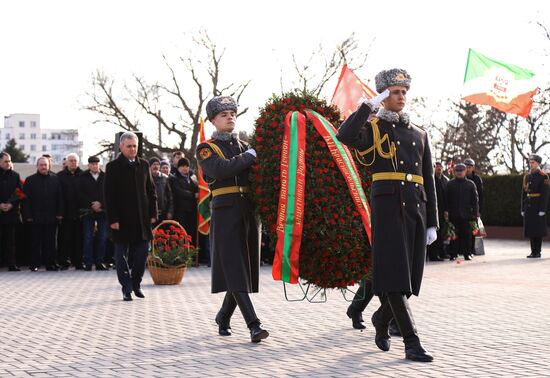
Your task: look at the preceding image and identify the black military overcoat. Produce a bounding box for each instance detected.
[522,169,550,238]
[337,104,438,296]
[196,136,260,294]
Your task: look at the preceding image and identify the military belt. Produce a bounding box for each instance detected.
[211,186,250,197]
[372,172,424,186]
[527,193,541,197]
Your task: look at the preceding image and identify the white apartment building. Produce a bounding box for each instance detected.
[1,113,82,164]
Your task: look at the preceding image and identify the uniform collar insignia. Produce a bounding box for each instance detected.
[376,108,410,125]
[212,131,238,141]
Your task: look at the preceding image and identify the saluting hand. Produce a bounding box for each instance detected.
[364,89,390,109]
[111,222,120,230]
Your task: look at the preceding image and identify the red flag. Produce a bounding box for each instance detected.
[331,65,377,119]
[197,118,211,235]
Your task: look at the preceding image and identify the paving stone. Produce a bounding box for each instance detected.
[0,240,549,376]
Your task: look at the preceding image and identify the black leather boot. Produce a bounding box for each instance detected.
[215,292,237,336]
[387,293,433,362]
[233,292,269,343]
[371,297,393,351]
[346,280,374,330]
[388,318,401,336]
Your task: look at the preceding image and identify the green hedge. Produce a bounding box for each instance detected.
[480,175,524,226]
[480,174,550,226]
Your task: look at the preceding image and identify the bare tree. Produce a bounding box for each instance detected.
[289,33,373,96]
[82,30,250,167]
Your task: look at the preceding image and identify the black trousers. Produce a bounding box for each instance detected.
[0,223,17,266]
[450,219,472,257]
[58,219,83,267]
[530,237,542,254]
[114,240,149,295]
[427,226,446,259]
[31,223,57,267]
[175,211,197,246]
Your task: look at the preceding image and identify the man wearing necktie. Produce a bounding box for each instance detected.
[105,132,158,301]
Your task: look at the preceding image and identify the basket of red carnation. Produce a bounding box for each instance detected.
[147,220,198,285]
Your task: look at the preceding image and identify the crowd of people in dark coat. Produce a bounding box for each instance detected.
[0,150,226,272]
[427,159,483,262]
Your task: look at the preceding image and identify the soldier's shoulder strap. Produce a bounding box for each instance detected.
[206,142,226,159]
[197,140,227,161]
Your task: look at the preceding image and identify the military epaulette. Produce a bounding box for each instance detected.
[538,169,546,176]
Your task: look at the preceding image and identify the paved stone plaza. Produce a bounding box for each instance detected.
[1,239,549,377]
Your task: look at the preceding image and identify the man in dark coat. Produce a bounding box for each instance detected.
[0,152,23,271]
[22,157,63,271]
[57,153,84,269]
[105,132,158,301]
[427,162,449,261]
[464,158,483,212]
[444,163,479,261]
[170,151,184,175]
[168,157,198,246]
[196,95,268,343]
[522,154,549,258]
[77,156,108,271]
[464,158,483,255]
[149,157,174,223]
[337,68,437,362]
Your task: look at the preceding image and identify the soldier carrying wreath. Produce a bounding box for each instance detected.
[337,68,437,362]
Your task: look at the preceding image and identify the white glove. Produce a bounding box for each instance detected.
[245,148,257,158]
[363,89,390,108]
[426,227,437,245]
[539,211,546,216]
[521,211,525,217]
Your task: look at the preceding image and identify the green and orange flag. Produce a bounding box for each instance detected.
[462,48,538,118]
[197,117,211,235]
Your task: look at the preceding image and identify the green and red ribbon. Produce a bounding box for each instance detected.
[273,111,306,284]
[306,110,372,242]
[272,109,372,284]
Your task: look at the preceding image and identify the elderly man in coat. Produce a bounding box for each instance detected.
[196,96,268,343]
[105,132,158,301]
[23,157,64,271]
[337,68,437,362]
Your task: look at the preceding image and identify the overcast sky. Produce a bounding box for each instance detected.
[1,0,549,158]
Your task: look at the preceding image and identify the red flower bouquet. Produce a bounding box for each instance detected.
[152,222,198,267]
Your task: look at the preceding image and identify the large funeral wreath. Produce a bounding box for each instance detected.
[249,91,372,289]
